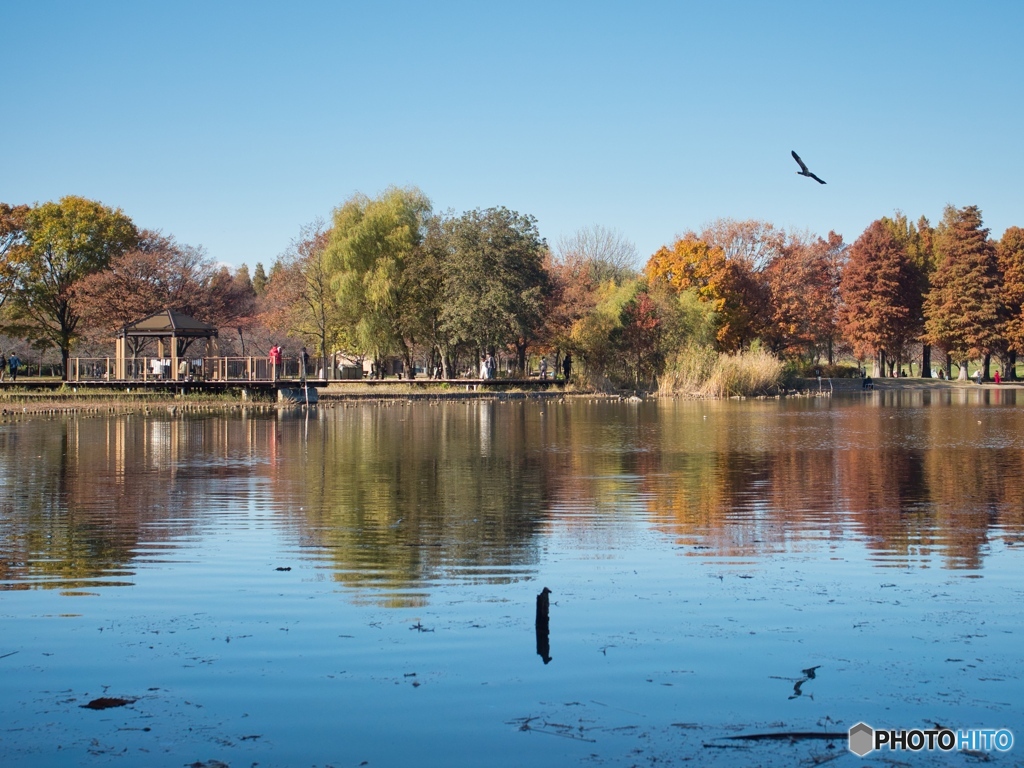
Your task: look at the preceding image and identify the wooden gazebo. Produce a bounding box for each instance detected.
[115,309,219,381]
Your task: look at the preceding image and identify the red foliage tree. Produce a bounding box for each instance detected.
[615,288,662,387]
[995,225,1024,379]
[839,220,921,376]
[763,231,845,362]
[74,231,255,349]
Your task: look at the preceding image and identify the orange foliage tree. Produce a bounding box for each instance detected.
[839,220,922,376]
[995,225,1024,380]
[644,235,764,352]
[762,231,845,362]
[923,206,1001,379]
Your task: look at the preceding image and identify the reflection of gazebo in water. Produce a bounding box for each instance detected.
[115,309,219,381]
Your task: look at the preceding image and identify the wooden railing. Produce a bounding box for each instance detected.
[68,357,324,383]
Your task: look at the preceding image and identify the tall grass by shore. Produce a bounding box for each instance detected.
[659,346,785,397]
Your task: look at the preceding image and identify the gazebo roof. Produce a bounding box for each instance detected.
[118,309,219,339]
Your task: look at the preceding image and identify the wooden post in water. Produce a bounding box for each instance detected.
[535,587,552,664]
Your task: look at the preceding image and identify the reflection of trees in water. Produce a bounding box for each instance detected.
[0,414,273,589]
[276,402,550,599]
[4,399,1023,593]
[641,401,1024,568]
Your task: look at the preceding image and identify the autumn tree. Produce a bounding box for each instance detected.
[74,231,253,350]
[882,213,934,375]
[839,220,922,376]
[260,220,348,374]
[0,203,29,309]
[613,287,662,387]
[541,226,639,367]
[568,280,636,384]
[439,206,549,373]
[325,187,432,377]
[74,233,195,339]
[923,206,1001,379]
[644,235,763,352]
[4,196,138,376]
[762,231,845,362]
[997,226,1024,379]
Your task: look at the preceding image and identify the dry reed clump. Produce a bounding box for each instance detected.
[660,346,784,397]
[658,345,717,396]
[701,348,784,397]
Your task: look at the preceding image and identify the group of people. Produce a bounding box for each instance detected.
[0,351,22,382]
[478,352,572,381]
[537,353,572,381]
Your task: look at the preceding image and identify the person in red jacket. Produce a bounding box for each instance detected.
[269,345,282,380]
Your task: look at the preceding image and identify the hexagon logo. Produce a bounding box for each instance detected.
[848,722,874,757]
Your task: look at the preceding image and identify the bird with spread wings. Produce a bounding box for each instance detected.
[791,150,826,184]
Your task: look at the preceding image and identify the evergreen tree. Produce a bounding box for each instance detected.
[252,262,268,296]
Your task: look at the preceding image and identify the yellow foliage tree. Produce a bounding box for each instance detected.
[644,237,764,352]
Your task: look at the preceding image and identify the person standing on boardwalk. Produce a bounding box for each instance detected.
[562,353,572,381]
[8,351,21,382]
[269,345,281,380]
[300,347,309,382]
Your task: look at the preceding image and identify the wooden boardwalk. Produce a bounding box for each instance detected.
[0,376,566,396]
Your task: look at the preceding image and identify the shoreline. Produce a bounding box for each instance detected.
[0,376,1020,419]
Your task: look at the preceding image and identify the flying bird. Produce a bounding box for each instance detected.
[791,150,826,184]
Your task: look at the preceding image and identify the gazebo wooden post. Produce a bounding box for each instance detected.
[115,336,125,380]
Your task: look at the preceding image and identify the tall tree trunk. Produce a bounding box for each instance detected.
[921,343,931,378]
[945,352,953,380]
[982,353,991,382]
[874,349,885,378]
[1007,351,1018,382]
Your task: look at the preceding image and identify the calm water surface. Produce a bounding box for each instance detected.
[2,391,1023,766]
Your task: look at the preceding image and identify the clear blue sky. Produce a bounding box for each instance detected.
[4,1,1023,269]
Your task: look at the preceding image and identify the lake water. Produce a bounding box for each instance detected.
[2,391,1023,767]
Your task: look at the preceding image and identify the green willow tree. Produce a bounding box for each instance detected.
[924,205,1001,380]
[4,196,138,377]
[325,187,432,377]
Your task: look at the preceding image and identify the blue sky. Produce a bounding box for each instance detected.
[4,1,1023,269]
